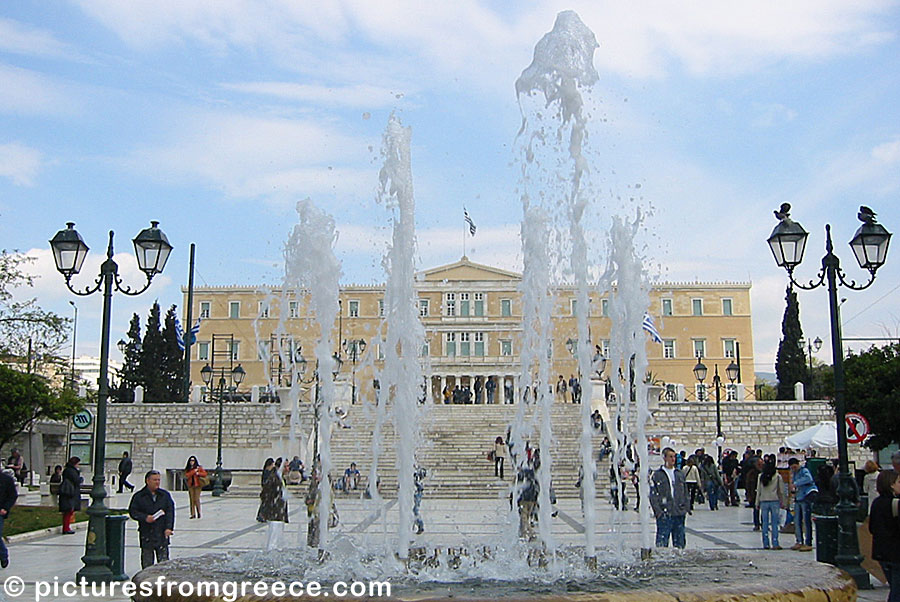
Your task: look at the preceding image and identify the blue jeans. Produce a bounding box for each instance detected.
[759,501,781,548]
[794,499,813,545]
[880,561,899,602]
[706,481,719,510]
[0,514,7,563]
[655,514,686,548]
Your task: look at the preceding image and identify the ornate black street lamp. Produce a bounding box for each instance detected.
[200,362,245,496]
[293,351,342,461]
[801,336,823,397]
[342,338,366,404]
[49,221,172,583]
[768,203,891,589]
[693,359,739,461]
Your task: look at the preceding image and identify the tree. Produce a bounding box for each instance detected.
[775,286,808,400]
[160,305,184,401]
[0,251,69,372]
[114,314,141,402]
[0,364,83,451]
[844,343,900,450]
[139,302,166,400]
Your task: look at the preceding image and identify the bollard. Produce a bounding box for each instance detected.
[813,514,838,566]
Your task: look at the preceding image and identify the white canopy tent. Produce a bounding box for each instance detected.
[784,420,838,449]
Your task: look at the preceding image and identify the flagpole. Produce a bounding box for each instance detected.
[182,243,195,402]
[462,207,467,258]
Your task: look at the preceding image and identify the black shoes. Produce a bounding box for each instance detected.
[1,557,8,568]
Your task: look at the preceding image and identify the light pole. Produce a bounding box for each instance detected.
[768,203,891,589]
[69,300,78,390]
[49,221,172,583]
[802,336,822,398]
[295,352,342,461]
[200,363,245,497]
[693,360,739,462]
[342,338,366,404]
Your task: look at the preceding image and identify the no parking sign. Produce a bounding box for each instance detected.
[845,412,869,444]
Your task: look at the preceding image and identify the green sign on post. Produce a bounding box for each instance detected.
[73,409,93,429]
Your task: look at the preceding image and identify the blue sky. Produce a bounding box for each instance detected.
[2,1,899,375]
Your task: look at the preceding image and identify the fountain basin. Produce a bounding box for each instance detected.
[132,548,855,602]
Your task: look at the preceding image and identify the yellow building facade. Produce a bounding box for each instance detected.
[183,258,755,404]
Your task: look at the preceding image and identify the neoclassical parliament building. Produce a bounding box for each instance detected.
[183,258,755,405]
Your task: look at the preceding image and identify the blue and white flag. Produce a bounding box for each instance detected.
[464,207,476,236]
[642,313,663,344]
[175,316,201,351]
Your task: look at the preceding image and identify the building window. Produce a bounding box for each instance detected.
[230,340,240,360]
[500,339,512,356]
[445,293,456,317]
[693,339,706,359]
[378,299,385,317]
[258,301,269,319]
[348,300,359,317]
[289,301,299,318]
[722,298,733,316]
[474,293,484,317]
[601,299,609,317]
[692,298,703,316]
[420,340,430,358]
[724,339,736,358]
[571,298,578,315]
[696,383,708,402]
[726,383,738,401]
[229,301,240,319]
[663,339,675,359]
[199,301,211,319]
[445,332,456,356]
[661,299,673,316]
[474,332,485,356]
[500,299,511,317]
[665,383,678,401]
[460,332,470,356]
[460,293,470,317]
[257,340,270,360]
[419,299,429,317]
[602,339,610,357]
[198,342,209,361]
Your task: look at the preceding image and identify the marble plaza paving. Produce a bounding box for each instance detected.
[1,489,889,601]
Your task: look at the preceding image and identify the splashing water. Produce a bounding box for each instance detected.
[283,198,343,550]
[377,113,426,559]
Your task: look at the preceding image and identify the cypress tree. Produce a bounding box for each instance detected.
[116,314,141,402]
[775,286,808,400]
[140,302,166,400]
[161,305,184,401]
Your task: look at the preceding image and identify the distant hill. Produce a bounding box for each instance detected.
[755,372,777,385]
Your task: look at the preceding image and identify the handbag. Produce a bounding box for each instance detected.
[198,474,211,487]
[59,478,76,497]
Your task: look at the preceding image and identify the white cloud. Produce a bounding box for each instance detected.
[0,142,42,186]
[125,111,377,201]
[0,17,84,60]
[751,103,798,128]
[872,139,900,164]
[0,63,80,116]
[220,82,412,109]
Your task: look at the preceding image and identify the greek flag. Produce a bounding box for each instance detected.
[642,313,662,344]
[175,317,201,351]
[464,208,476,236]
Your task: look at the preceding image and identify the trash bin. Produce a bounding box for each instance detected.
[105,514,129,581]
[813,514,838,566]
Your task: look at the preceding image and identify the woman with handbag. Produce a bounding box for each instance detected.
[184,456,208,519]
[58,456,82,534]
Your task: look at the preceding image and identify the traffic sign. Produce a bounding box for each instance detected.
[72,409,93,429]
[845,412,869,444]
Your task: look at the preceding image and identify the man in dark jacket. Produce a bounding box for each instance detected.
[0,468,18,568]
[128,470,175,569]
[117,451,134,493]
[649,447,689,548]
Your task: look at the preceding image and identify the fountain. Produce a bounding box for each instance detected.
[133,11,856,602]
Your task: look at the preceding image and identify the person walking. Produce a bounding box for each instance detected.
[745,456,763,530]
[649,447,689,548]
[756,460,786,550]
[413,467,425,534]
[700,455,723,511]
[117,451,134,493]
[862,460,880,510]
[493,436,507,479]
[6,450,25,486]
[58,456,82,534]
[869,469,900,602]
[183,456,208,519]
[0,465,18,568]
[788,457,817,551]
[128,470,175,569]
[258,457,289,551]
[683,457,701,514]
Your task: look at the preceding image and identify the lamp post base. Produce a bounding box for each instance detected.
[212,467,225,497]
